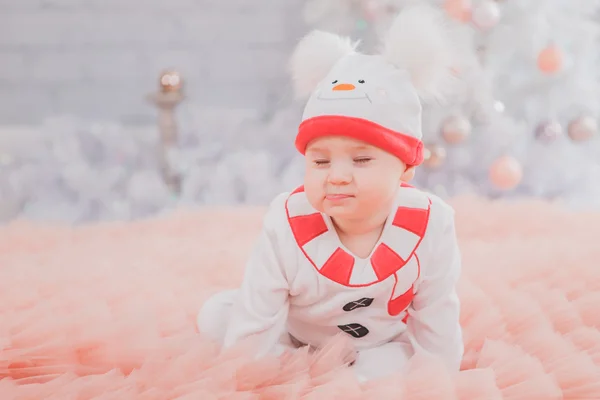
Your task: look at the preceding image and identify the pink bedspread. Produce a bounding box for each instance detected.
[1,196,599,399]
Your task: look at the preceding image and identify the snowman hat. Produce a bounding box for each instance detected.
[290,4,460,167]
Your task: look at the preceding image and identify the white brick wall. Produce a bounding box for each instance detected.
[0,0,305,124]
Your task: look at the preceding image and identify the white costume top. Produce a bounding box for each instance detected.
[223,184,463,372]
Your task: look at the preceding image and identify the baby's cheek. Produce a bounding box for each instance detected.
[304,185,325,212]
[357,176,397,207]
[357,195,382,213]
[358,170,389,191]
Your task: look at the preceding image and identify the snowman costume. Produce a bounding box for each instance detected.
[198,5,464,381]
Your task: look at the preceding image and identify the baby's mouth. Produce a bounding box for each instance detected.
[325,194,354,200]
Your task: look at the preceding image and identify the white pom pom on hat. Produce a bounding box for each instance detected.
[289,4,461,167]
[289,30,359,100]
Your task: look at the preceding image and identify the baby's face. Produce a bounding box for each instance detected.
[303,136,411,221]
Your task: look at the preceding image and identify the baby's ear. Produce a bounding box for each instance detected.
[401,166,416,182]
[289,30,357,99]
[380,4,463,103]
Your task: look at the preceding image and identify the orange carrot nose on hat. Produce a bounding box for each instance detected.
[332,83,356,91]
[289,4,461,168]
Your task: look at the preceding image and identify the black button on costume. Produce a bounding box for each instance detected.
[338,298,374,338]
[342,297,374,311]
[338,323,370,338]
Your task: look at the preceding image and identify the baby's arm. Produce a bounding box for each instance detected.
[353,199,463,381]
[403,200,464,370]
[222,194,291,357]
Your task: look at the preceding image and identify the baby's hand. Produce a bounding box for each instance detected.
[344,349,358,366]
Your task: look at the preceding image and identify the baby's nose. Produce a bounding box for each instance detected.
[328,165,352,184]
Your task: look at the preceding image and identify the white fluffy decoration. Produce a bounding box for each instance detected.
[290,4,461,104]
[289,30,357,99]
[0,107,306,224]
[381,4,461,103]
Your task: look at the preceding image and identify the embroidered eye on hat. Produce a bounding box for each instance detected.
[289,4,461,167]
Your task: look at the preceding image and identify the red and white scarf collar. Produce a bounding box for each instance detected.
[285,184,432,316]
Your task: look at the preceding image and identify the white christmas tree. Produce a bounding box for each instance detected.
[2,0,600,224]
[299,0,600,207]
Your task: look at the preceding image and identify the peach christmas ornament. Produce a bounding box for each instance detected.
[568,116,598,142]
[444,0,472,23]
[537,44,562,74]
[362,0,383,22]
[422,143,447,169]
[489,155,522,190]
[442,114,472,144]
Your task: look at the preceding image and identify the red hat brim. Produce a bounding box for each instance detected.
[296,115,424,167]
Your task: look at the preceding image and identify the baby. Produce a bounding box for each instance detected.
[197,5,464,382]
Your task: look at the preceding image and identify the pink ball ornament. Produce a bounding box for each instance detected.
[472,0,501,30]
[537,45,562,74]
[489,155,522,190]
[535,120,563,143]
[362,0,383,21]
[444,0,472,23]
[442,114,472,144]
[422,144,447,169]
[568,116,597,142]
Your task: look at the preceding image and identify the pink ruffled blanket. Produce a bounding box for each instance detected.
[1,196,599,399]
